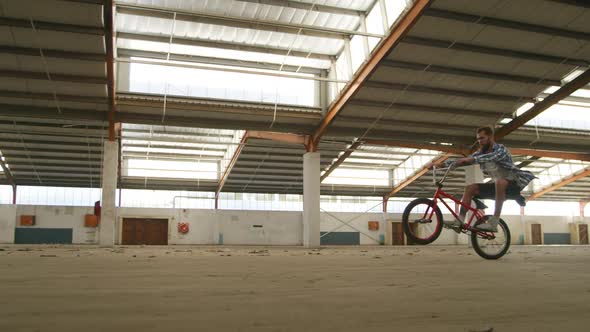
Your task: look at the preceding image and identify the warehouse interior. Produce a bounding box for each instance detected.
[0,0,589,331]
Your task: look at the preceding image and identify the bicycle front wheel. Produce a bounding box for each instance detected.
[471,216,511,260]
[402,198,443,245]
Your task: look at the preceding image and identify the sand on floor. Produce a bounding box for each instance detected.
[1,245,589,332]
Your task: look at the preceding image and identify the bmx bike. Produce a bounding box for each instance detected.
[401,165,511,260]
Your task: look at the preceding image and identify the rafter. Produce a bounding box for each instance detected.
[311,0,432,147]
[528,167,590,201]
[117,32,334,61]
[105,0,117,141]
[0,17,103,35]
[0,45,105,62]
[402,36,589,67]
[0,69,107,84]
[495,69,590,139]
[116,3,381,39]
[423,8,590,41]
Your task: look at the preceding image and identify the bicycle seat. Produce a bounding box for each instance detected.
[472,197,488,210]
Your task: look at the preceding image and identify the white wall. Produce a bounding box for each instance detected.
[117,208,302,245]
[321,212,387,245]
[15,205,97,244]
[2,204,587,246]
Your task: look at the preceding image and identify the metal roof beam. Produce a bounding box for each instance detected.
[496,69,590,139]
[362,140,590,162]
[0,70,107,85]
[116,3,382,39]
[349,99,508,117]
[364,80,535,102]
[381,60,562,86]
[0,123,106,137]
[104,0,117,141]
[117,32,334,60]
[548,0,590,8]
[233,0,364,16]
[0,45,105,62]
[0,90,107,104]
[117,112,314,133]
[311,0,432,147]
[402,36,590,67]
[216,132,249,207]
[424,8,590,41]
[528,167,590,201]
[117,48,324,74]
[62,0,104,4]
[1,147,102,155]
[0,17,104,35]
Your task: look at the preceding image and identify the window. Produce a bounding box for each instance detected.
[128,62,317,107]
[322,168,389,186]
[125,159,218,180]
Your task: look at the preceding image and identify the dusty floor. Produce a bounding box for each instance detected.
[0,245,589,332]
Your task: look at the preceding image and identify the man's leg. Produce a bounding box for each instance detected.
[493,179,509,218]
[476,179,508,232]
[459,184,480,221]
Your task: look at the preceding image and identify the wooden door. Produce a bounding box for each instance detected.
[122,218,168,245]
[531,224,542,245]
[392,222,404,246]
[579,224,589,245]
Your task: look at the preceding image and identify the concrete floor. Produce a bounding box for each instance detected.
[0,245,589,332]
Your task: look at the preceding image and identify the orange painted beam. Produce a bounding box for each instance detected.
[215,132,249,208]
[495,69,590,140]
[385,155,449,199]
[311,0,432,145]
[528,167,590,201]
[215,130,312,207]
[104,0,117,141]
[247,131,307,145]
[364,140,590,162]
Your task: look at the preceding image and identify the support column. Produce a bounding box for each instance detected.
[100,140,118,246]
[303,152,320,248]
[0,205,16,244]
[383,197,392,246]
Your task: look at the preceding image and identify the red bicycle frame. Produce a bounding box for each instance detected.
[431,187,485,230]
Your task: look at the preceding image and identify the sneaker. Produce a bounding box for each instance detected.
[443,218,463,228]
[476,216,499,232]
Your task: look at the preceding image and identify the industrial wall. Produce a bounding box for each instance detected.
[0,204,587,246]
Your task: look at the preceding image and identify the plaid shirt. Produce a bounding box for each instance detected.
[448,143,536,189]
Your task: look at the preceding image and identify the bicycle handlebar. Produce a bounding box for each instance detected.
[432,165,454,186]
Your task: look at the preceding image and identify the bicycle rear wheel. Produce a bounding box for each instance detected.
[402,198,443,245]
[471,216,511,260]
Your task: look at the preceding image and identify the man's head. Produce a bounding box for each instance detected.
[476,126,494,151]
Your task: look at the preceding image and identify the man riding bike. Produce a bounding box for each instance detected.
[428,126,536,232]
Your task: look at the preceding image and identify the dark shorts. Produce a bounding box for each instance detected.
[476,181,522,200]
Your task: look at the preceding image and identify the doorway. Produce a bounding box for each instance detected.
[579,224,588,245]
[122,218,169,245]
[531,224,542,245]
